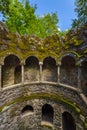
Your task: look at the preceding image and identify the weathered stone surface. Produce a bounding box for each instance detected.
[0,22,87,130]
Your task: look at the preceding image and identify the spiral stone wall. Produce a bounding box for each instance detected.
[0,22,87,130]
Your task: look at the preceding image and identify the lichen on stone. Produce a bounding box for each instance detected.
[1,22,87,62]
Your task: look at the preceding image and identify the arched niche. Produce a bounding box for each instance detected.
[62,112,76,130]
[24,56,39,82]
[21,105,34,116]
[60,55,77,86]
[2,54,20,87]
[81,60,87,96]
[42,104,54,124]
[42,57,57,82]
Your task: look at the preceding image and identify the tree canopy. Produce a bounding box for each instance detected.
[0,0,59,38]
[72,0,87,28]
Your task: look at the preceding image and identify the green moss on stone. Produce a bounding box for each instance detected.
[0,26,84,62]
[0,93,82,114]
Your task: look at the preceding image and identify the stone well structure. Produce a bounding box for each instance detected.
[0,22,87,130]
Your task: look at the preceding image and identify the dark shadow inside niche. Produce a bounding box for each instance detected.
[42,104,54,124]
[61,56,75,69]
[62,112,76,130]
[42,57,57,82]
[81,60,87,97]
[4,55,20,66]
[43,57,56,69]
[14,65,21,84]
[24,56,39,82]
[25,56,39,68]
[2,55,20,87]
[81,60,87,68]
[21,105,34,115]
[60,55,77,86]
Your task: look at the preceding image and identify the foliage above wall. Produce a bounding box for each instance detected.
[0,0,59,38]
[0,22,87,61]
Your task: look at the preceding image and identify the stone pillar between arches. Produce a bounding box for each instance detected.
[77,66,82,93]
[21,64,24,84]
[77,65,82,93]
[57,64,61,84]
[39,62,43,82]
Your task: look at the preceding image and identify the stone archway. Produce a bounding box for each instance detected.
[24,56,39,82]
[60,55,77,86]
[81,60,87,97]
[62,112,76,130]
[42,57,57,82]
[2,54,20,87]
[42,104,54,124]
[21,105,34,116]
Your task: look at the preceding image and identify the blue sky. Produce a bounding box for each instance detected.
[0,0,77,31]
[29,0,77,31]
